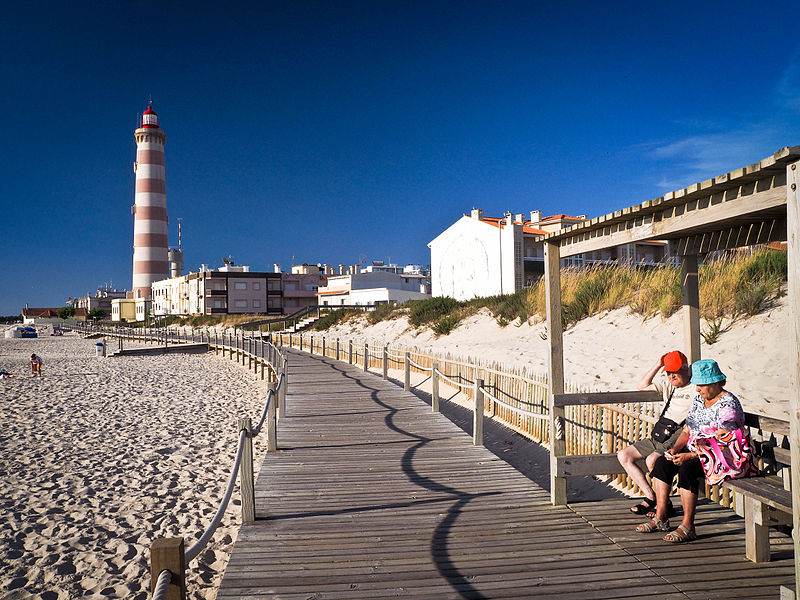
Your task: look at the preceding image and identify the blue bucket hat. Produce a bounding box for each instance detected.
[691,359,726,385]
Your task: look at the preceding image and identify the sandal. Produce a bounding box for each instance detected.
[664,525,697,543]
[636,517,670,533]
[630,497,657,515]
[647,500,678,519]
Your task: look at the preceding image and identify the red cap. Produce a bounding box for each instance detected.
[662,350,688,373]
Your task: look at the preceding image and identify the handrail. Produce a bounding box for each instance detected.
[434,368,473,390]
[150,569,172,600]
[480,386,548,420]
[407,357,432,372]
[252,390,273,436]
[185,429,246,562]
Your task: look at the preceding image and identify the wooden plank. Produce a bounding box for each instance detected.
[555,453,627,477]
[553,390,661,407]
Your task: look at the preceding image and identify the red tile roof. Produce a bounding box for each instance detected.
[479,216,548,235]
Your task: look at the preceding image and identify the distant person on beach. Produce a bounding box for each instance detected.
[30,353,43,377]
[0,367,14,379]
[617,350,693,517]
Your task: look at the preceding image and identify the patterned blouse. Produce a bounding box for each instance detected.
[685,391,745,439]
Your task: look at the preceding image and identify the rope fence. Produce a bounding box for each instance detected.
[60,323,288,599]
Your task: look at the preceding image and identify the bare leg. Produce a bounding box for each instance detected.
[652,477,672,522]
[678,488,697,531]
[617,445,654,500]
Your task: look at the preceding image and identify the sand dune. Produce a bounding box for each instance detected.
[319,298,789,420]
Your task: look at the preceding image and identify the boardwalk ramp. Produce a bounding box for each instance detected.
[217,350,793,599]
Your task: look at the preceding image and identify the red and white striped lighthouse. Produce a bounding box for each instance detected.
[131,105,169,298]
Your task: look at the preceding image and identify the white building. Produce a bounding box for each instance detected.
[317,271,430,306]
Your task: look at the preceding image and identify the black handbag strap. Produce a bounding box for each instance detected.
[659,386,686,426]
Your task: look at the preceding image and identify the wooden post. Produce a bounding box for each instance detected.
[363,343,369,372]
[404,351,410,391]
[267,382,277,452]
[322,336,326,357]
[681,253,701,364]
[150,537,186,600]
[382,346,388,380]
[786,159,800,593]
[348,340,353,364]
[544,241,567,505]
[278,358,287,419]
[431,361,439,412]
[336,338,340,361]
[474,377,484,446]
[238,417,255,524]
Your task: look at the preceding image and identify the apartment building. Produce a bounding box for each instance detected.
[317,271,430,306]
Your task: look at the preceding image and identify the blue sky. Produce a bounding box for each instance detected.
[1,1,798,315]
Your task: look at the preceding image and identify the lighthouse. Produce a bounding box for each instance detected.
[131,105,169,298]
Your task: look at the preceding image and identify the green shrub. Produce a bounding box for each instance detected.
[314,309,356,331]
[408,297,460,327]
[367,303,398,324]
[433,315,460,335]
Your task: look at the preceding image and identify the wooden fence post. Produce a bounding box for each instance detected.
[404,351,410,391]
[278,358,287,420]
[363,343,369,372]
[545,241,567,505]
[150,537,186,600]
[336,338,340,361]
[267,382,277,452]
[322,336,326,357]
[474,377,484,446]
[238,417,255,524]
[348,340,353,364]
[382,346,388,380]
[432,362,439,412]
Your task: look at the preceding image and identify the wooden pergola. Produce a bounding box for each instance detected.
[541,145,800,593]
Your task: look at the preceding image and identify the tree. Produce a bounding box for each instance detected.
[57,305,75,320]
[87,307,106,321]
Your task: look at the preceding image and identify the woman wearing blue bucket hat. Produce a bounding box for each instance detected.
[636,359,755,543]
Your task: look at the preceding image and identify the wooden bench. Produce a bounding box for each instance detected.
[722,413,792,563]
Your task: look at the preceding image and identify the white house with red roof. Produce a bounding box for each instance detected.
[428,209,671,300]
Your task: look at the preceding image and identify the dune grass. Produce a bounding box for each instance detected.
[302,249,788,334]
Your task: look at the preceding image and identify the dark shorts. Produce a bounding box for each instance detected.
[632,427,683,458]
[650,454,704,494]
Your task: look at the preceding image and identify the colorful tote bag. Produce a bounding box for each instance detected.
[691,429,760,485]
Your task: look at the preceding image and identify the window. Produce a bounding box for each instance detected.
[284,283,296,291]
[252,282,261,290]
[214,300,223,308]
[252,299,261,308]
[304,284,317,291]
[235,299,248,308]
[234,282,247,290]
[268,279,281,291]
[268,297,281,309]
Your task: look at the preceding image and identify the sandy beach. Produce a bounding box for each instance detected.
[0,333,269,600]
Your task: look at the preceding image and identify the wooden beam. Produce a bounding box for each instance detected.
[544,241,566,505]
[553,390,661,407]
[681,254,701,364]
[555,453,628,477]
[670,218,787,255]
[786,158,800,593]
[556,178,786,257]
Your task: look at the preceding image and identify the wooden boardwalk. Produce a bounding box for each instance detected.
[217,350,794,599]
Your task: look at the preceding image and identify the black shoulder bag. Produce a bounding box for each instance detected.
[651,388,683,443]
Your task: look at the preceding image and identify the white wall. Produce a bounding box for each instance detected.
[429,216,505,300]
